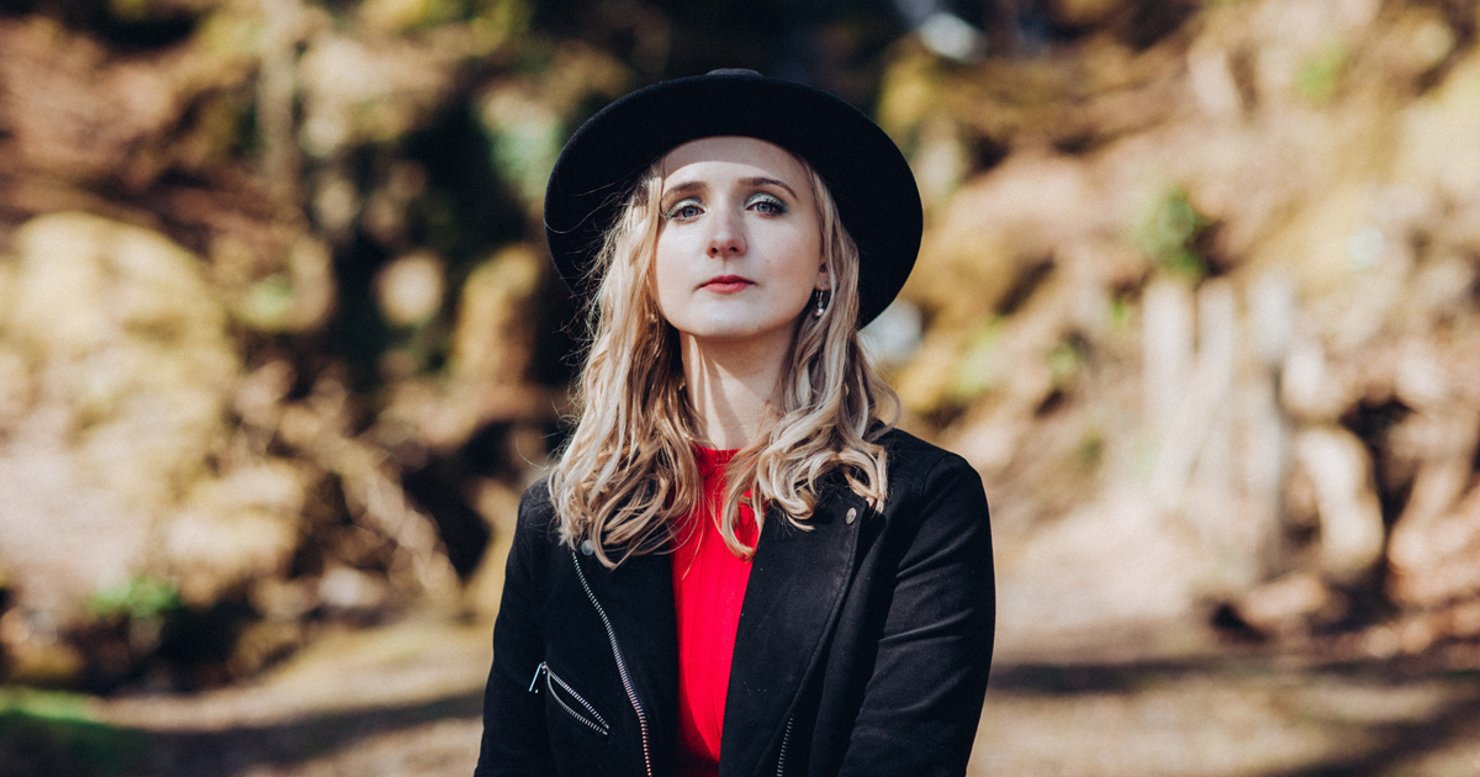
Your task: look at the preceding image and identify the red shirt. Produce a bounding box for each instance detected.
[672,446,757,777]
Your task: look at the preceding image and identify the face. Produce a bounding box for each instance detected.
[652,136,827,351]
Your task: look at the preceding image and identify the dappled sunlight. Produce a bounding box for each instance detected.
[3,0,1480,773]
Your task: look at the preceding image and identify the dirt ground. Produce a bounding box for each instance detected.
[18,613,1469,777]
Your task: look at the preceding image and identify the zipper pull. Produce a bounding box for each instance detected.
[528,661,547,693]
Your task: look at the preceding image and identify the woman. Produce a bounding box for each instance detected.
[475,69,994,777]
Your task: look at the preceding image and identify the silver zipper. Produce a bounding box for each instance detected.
[571,549,654,777]
[528,661,611,737]
[776,715,795,776]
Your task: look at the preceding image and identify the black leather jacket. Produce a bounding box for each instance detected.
[474,428,995,777]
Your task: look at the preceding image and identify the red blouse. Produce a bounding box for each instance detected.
[672,446,757,777]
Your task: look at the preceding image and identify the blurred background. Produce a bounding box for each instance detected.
[2,0,1480,774]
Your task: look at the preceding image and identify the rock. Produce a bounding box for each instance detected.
[0,607,86,686]
[1368,7,1457,88]
[1390,479,1480,610]
[1396,49,1480,204]
[317,564,392,617]
[0,15,226,188]
[297,32,458,157]
[0,213,323,650]
[1281,338,1358,423]
[1242,0,1381,106]
[5,212,226,357]
[1292,426,1386,582]
[1228,572,1346,637]
[905,152,1107,332]
[0,345,32,428]
[1255,183,1415,352]
[165,464,306,607]
[5,213,236,508]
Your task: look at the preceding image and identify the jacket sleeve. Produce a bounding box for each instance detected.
[473,484,556,776]
[838,453,995,776]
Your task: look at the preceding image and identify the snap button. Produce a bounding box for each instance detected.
[845,507,858,525]
[580,539,595,556]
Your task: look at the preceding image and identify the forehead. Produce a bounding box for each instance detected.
[659,136,810,186]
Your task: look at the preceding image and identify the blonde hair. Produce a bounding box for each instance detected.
[547,156,898,567]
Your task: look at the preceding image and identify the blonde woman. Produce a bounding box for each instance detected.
[475,69,994,777]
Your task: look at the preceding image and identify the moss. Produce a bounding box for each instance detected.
[1048,337,1089,389]
[0,689,149,776]
[1297,42,1349,103]
[950,318,1007,402]
[1134,186,1210,282]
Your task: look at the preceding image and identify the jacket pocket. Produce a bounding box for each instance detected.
[529,661,611,738]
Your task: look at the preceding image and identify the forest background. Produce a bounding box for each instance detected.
[3,0,1480,774]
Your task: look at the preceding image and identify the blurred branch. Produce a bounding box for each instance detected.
[257,0,303,211]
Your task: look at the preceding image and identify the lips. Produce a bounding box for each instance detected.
[700,274,754,293]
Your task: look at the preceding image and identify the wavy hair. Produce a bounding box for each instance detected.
[547,155,898,568]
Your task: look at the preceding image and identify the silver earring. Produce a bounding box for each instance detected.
[813,290,828,318]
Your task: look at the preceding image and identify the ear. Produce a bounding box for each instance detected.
[814,262,830,291]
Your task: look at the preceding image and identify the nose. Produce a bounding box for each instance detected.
[705,209,745,258]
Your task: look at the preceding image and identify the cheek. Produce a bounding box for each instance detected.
[778,232,824,287]
[651,241,687,316]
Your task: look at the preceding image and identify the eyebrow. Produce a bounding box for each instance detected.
[741,176,799,198]
[661,176,800,201]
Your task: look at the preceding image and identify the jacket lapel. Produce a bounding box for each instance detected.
[720,487,865,777]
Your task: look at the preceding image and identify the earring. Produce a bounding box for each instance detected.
[813,289,828,318]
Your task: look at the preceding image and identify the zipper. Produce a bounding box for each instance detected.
[528,661,611,737]
[571,549,654,777]
[775,715,795,776]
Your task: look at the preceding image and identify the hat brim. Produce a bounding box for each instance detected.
[543,71,922,328]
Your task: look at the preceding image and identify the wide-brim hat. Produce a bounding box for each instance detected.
[543,69,922,328]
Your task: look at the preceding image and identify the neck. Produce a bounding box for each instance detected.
[680,332,792,450]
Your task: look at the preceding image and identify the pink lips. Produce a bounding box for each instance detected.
[701,274,754,294]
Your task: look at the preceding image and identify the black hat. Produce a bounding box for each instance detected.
[543,69,922,327]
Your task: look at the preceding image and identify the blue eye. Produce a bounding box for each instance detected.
[747,193,787,214]
[664,199,703,221]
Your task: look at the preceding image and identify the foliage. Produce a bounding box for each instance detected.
[86,578,181,623]
[1048,337,1088,389]
[1297,42,1350,103]
[1134,187,1210,281]
[951,318,1006,402]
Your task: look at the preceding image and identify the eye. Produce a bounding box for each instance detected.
[664,198,703,221]
[746,193,788,215]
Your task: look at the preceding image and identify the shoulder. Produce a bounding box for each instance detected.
[518,476,554,514]
[875,427,983,500]
[869,428,990,547]
[515,476,561,545]
[500,477,566,594]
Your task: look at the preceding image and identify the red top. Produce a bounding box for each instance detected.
[672,446,757,777]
